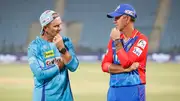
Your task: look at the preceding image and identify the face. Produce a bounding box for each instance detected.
[113,15,131,31]
[44,17,62,38]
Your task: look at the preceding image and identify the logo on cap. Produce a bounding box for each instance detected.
[124,10,135,16]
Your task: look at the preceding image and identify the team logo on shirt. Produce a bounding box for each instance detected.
[44,50,54,58]
[137,39,147,49]
[133,47,142,56]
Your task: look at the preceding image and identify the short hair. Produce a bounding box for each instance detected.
[130,17,135,22]
[123,14,136,22]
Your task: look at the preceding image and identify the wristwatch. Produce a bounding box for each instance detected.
[59,47,67,54]
[114,38,121,46]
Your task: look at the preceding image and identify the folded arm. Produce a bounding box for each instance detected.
[101,39,139,74]
[28,44,59,81]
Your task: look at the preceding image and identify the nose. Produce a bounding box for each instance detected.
[58,29,61,32]
[113,20,116,24]
[58,25,62,31]
[114,17,118,23]
[114,18,118,25]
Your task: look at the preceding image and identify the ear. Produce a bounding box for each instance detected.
[44,26,48,32]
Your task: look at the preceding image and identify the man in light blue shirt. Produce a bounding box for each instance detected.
[28,10,79,101]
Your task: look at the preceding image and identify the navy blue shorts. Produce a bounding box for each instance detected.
[107,85,145,101]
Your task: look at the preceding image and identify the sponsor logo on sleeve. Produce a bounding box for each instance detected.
[137,39,147,49]
[133,47,142,56]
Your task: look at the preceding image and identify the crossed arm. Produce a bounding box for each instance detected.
[108,62,139,74]
[101,39,139,74]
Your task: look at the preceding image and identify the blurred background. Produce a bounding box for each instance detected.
[0,0,180,101]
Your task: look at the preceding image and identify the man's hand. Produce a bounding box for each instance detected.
[53,34,65,50]
[124,62,139,72]
[55,57,64,69]
[110,28,120,41]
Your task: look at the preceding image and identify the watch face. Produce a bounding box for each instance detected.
[60,48,67,54]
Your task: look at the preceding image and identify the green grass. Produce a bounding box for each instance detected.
[0,62,180,101]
